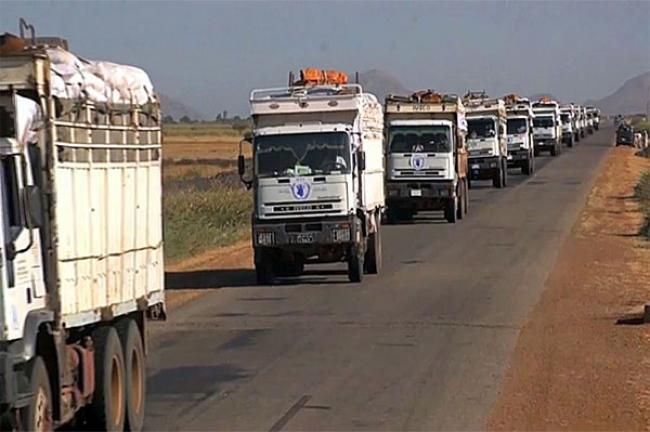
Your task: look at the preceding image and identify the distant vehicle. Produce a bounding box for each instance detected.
[616,123,635,146]
[464,91,509,188]
[384,91,469,223]
[505,95,535,175]
[532,98,563,156]
[0,23,164,431]
[240,69,385,283]
[587,106,600,131]
[560,104,577,147]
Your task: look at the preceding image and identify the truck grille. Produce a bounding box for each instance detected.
[267,199,343,215]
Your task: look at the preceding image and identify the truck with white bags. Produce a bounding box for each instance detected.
[464,92,509,188]
[0,23,164,431]
[384,91,469,223]
[238,69,385,284]
[504,95,535,175]
[532,98,562,156]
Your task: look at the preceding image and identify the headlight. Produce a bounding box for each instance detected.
[332,225,351,242]
[257,231,274,246]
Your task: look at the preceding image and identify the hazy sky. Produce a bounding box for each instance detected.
[2,1,649,116]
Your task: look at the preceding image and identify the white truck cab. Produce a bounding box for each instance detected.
[384,91,469,223]
[560,105,576,147]
[239,70,385,284]
[505,96,535,175]
[464,92,508,188]
[532,99,562,156]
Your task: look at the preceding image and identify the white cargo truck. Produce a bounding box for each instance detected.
[464,92,508,188]
[532,99,562,156]
[505,96,535,175]
[384,91,469,223]
[587,106,600,131]
[238,70,385,284]
[0,25,163,432]
[560,104,576,147]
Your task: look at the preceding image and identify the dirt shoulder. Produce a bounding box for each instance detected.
[164,240,253,310]
[488,147,650,430]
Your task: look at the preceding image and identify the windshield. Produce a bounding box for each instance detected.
[533,116,555,128]
[255,132,351,177]
[467,118,496,139]
[561,114,570,123]
[388,125,452,153]
[507,118,528,135]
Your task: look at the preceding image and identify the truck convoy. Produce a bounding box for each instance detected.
[532,98,562,156]
[0,24,164,432]
[239,69,385,284]
[560,104,578,147]
[383,91,469,223]
[464,92,508,188]
[504,95,535,175]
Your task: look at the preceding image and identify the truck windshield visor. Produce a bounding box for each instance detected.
[255,132,351,177]
[467,118,496,139]
[561,114,570,123]
[388,125,451,153]
[507,118,527,135]
[533,116,554,128]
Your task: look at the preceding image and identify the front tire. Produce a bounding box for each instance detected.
[444,197,458,223]
[117,320,146,432]
[22,356,53,432]
[255,249,274,285]
[456,182,465,220]
[89,326,126,432]
[364,214,382,275]
[348,245,364,282]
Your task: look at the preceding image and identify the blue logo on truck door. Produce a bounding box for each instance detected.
[291,178,311,200]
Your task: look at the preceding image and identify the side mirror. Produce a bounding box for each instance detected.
[238,137,253,190]
[357,151,366,171]
[25,185,43,229]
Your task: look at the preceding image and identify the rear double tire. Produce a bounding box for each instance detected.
[117,319,146,432]
[364,214,382,275]
[88,326,126,432]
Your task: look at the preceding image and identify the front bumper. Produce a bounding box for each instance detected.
[507,148,530,165]
[469,156,500,179]
[386,181,455,209]
[252,216,359,249]
[534,138,557,149]
[562,132,573,142]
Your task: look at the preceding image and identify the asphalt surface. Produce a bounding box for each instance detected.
[145,128,612,431]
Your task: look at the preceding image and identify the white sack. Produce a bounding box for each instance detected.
[14,95,42,145]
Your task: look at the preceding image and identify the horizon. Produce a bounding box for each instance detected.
[2,1,649,116]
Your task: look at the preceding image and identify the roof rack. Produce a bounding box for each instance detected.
[250,83,363,102]
[386,90,460,104]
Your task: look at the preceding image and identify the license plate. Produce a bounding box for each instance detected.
[295,233,314,244]
[472,164,480,169]
[410,189,422,197]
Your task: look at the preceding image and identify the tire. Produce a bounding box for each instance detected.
[456,183,465,220]
[493,163,504,188]
[550,145,557,157]
[567,136,574,148]
[255,249,274,285]
[364,215,381,275]
[22,356,53,432]
[117,320,146,432]
[347,245,363,283]
[502,159,508,187]
[467,175,472,190]
[522,157,532,175]
[534,147,540,157]
[88,326,126,432]
[463,179,469,214]
[444,197,458,223]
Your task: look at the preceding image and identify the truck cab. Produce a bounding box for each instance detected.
[505,96,535,175]
[240,70,385,284]
[532,99,562,156]
[464,92,508,188]
[560,107,575,147]
[384,91,469,223]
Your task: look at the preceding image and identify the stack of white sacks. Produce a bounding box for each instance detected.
[47,47,155,105]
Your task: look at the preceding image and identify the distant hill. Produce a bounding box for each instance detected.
[591,71,650,115]
[357,69,410,101]
[159,93,204,121]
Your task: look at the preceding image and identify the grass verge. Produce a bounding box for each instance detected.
[635,170,650,239]
[164,184,252,263]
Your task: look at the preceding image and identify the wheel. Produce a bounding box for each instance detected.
[255,249,274,285]
[534,147,540,157]
[444,197,458,223]
[22,356,53,432]
[502,159,508,187]
[522,157,532,175]
[493,164,504,188]
[567,136,574,148]
[463,179,469,214]
[88,326,126,432]
[364,215,381,275]
[550,145,557,157]
[467,175,472,190]
[456,183,465,220]
[347,245,364,282]
[117,320,146,432]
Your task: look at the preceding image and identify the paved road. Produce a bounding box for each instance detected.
[145,128,611,431]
